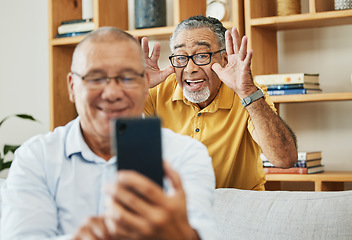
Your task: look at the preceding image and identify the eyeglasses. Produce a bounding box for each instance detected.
[169,49,225,68]
[71,71,145,90]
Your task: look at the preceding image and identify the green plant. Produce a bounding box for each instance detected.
[0,114,40,172]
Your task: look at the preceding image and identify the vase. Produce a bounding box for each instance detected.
[134,0,166,29]
[277,0,301,16]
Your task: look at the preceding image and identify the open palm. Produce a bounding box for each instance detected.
[141,37,174,88]
[212,27,256,98]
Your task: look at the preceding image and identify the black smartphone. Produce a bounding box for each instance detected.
[113,117,163,187]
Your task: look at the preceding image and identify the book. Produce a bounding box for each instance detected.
[266,83,320,90]
[58,21,94,34]
[298,151,322,160]
[261,151,322,162]
[263,165,324,174]
[254,73,319,85]
[267,88,322,95]
[55,31,90,38]
[61,18,93,25]
[263,159,322,168]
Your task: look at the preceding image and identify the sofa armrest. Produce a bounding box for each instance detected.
[214,188,352,239]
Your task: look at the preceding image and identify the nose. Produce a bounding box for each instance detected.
[184,57,199,74]
[101,78,124,102]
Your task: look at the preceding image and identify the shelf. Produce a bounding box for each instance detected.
[250,9,352,30]
[265,171,352,191]
[271,92,352,104]
[50,22,239,47]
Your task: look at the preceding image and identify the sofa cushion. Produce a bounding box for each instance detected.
[214,188,352,240]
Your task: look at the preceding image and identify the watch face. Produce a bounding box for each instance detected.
[206,1,228,21]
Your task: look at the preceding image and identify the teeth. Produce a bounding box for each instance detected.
[186,79,204,83]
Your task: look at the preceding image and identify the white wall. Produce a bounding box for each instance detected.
[0,0,49,177]
[0,1,351,179]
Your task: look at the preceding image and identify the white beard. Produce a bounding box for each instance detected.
[183,85,211,104]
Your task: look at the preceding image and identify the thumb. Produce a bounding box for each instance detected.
[212,62,223,74]
[161,66,175,81]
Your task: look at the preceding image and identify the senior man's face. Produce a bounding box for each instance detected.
[68,39,149,140]
[172,28,227,108]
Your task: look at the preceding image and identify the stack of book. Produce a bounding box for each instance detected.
[261,151,324,174]
[56,18,94,38]
[254,73,322,96]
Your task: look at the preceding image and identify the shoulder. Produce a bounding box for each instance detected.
[19,118,76,152]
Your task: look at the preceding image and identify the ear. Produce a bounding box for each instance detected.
[67,72,75,103]
[221,52,228,67]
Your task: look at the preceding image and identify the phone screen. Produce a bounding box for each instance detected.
[113,117,163,187]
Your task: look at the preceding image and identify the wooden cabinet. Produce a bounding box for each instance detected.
[244,0,352,110]
[265,171,352,191]
[244,0,352,76]
[48,0,244,130]
[244,0,352,190]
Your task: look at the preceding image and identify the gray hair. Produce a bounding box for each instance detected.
[169,15,227,52]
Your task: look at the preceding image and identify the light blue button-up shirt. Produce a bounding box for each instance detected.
[1,117,218,240]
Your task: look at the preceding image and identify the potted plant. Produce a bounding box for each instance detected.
[0,114,39,172]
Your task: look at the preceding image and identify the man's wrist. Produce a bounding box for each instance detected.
[240,89,264,107]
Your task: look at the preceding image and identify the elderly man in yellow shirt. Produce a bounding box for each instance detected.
[143,15,298,190]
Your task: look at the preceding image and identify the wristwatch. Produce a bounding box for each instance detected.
[206,0,230,21]
[240,89,264,107]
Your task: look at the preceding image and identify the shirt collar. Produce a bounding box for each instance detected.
[65,117,115,164]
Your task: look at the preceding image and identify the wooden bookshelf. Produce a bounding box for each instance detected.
[271,92,352,111]
[265,171,352,191]
[48,0,244,130]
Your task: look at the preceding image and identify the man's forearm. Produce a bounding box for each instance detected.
[245,97,298,168]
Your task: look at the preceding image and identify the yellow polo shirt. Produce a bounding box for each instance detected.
[144,74,276,190]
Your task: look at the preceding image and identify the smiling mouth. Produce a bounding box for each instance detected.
[184,79,205,92]
[185,79,205,85]
[98,107,129,116]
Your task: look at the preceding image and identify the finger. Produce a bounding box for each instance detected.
[150,42,161,63]
[211,63,223,76]
[161,65,175,80]
[141,37,150,59]
[243,49,253,70]
[106,179,156,216]
[239,36,248,61]
[104,217,135,239]
[109,170,165,205]
[73,217,111,240]
[225,30,234,55]
[232,27,241,54]
[104,197,151,238]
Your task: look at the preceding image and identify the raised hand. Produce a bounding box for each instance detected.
[141,37,174,88]
[212,27,257,99]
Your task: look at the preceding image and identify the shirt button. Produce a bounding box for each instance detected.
[197,113,201,117]
[195,128,200,132]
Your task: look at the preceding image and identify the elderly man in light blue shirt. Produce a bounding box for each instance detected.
[1,27,218,240]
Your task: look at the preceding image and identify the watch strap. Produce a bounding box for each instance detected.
[240,89,264,107]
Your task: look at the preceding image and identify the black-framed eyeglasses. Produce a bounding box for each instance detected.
[169,49,225,68]
[71,71,145,90]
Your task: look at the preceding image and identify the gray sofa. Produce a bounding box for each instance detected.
[1,178,352,239]
[214,188,352,239]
